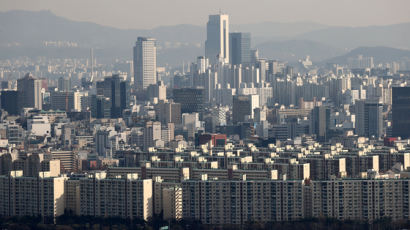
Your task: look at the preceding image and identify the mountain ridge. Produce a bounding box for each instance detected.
[1,10,410,65]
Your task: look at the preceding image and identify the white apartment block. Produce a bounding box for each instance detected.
[0,170,65,220]
[182,178,410,224]
[79,172,153,220]
[182,178,305,225]
[310,179,410,221]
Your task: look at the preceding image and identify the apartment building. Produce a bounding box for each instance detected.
[79,172,153,220]
[182,176,305,224]
[0,170,65,220]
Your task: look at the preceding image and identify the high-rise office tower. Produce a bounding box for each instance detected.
[205,14,229,65]
[107,75,122,118]
[173,88,205,113]
[232,95,251,124]
[144,121,161,150]
[133,37,157,91]
[392,87,410,138]
[310,106,330,142]
[96,74,130,118]
[120,81,130,115]
[17,73,42,110]
[1,90,19,115]
[91,95,111,119]
[229,32,251,65]
[355,99,383,138]
[95,128,111,158]
[156,100,182,125]
[232,95,259,124]
[50,91,75,111]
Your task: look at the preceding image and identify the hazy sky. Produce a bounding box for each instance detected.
[2,0,410,29]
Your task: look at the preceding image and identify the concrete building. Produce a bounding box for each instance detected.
[205,14,229,64]
[392,87,410,138]
[182,178,305,224]
[133,37,157,90]
[196,56,209,74]
[232,95,259,123]
[147,81,167,101]
[79,172,153,220]
[173,88,205,113]
[17,73,43,110]
[57,77,71,92]
[95,128,111,158]
[310,106,330,142]
[50,91,75,112]
[153,177,182,220]
[310,179,410,221]
[0,171,65,221]
[156,100,182,125]
[355,99,383,138]
[162,186,183,220]
[64,178,81,215]
[230,32,251,65]
[144,121,162,150]
[91,95,111,119]
[1,90,19,115]
[96,75,130,118]
[27,115,51,137]
[51,151,77,173]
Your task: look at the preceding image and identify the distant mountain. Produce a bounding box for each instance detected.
[298,23,410,50]
[325,46,410,65]
[232,21,328,44]
[0,10,205,45]
[0,10,205,65]
[256,40,344,62]
[1,10,410,65]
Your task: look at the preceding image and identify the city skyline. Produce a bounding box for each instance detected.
[2,0,410,29]
[0,2,410,229]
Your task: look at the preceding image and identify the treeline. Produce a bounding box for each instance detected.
[0,214,409,230]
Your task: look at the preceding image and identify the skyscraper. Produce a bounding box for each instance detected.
[95,128,111,157]
[120,81,130,115]
[205,14,229,65]
[17,73,42,110]
[310,106,330,142]
[232,95,259,124]
[355,99,383,138]
[96,74,130,118]
[91,95,111,119]
[1,90,19,115]
[232,95,251,124]
[173,88,205,113]
[392,87,410,138]
[144,121,161,150]
[133,37,157,91]
[50,91,75,112]
[229,32,251,65]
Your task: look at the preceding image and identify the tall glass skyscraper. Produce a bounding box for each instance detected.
[133,37,157,91]
[205,14,229,65]
[392,87,410,138]
[229,32,251,65]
